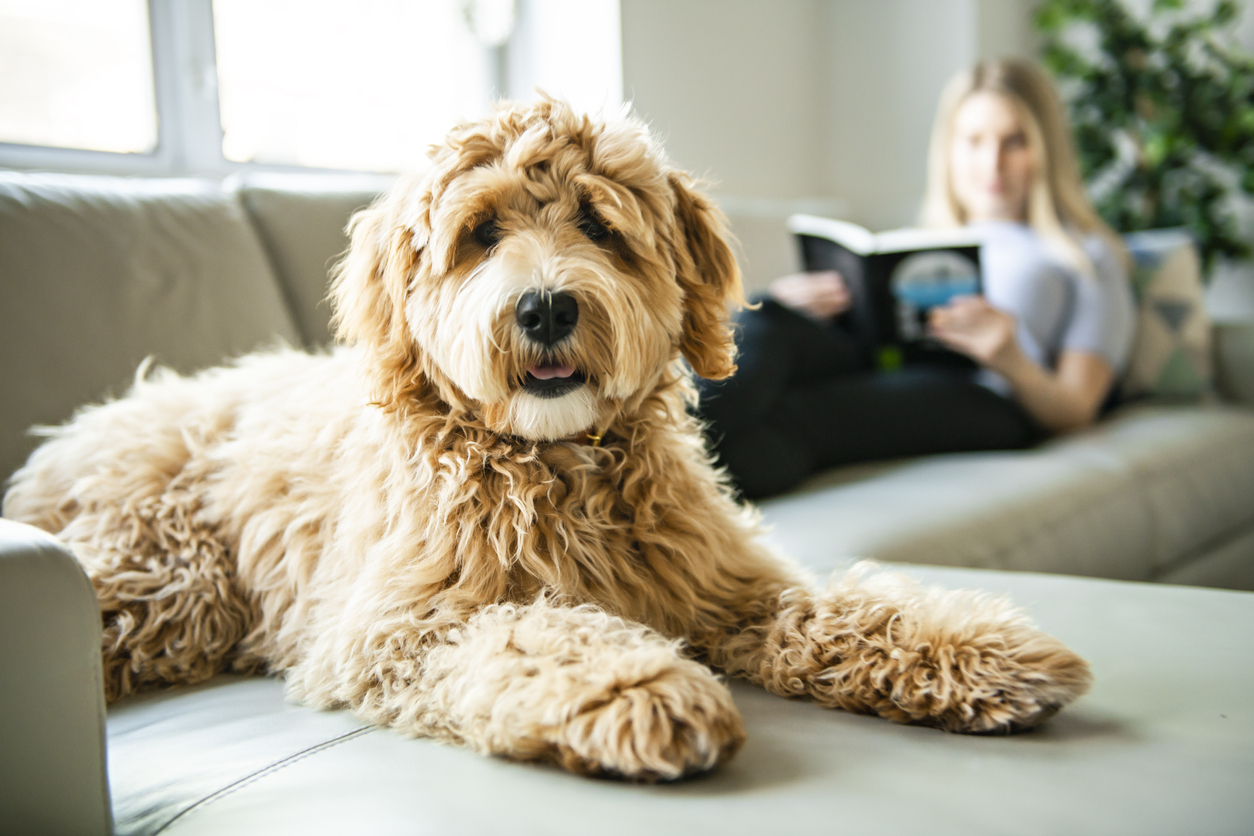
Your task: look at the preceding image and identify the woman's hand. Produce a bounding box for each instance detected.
[929,296,1114,433]
[769,271,852,321]
[927,295,1021,374]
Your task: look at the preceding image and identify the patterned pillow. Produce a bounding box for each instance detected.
[1120,229,1213,401]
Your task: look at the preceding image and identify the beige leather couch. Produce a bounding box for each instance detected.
[2,170,1253,834]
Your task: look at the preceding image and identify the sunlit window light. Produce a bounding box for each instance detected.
[212,0,496,172]
[0,0,157,154]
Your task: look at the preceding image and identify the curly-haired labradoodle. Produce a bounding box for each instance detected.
[4,98,1090,780]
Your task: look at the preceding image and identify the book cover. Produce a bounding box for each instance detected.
[787,214,984,370]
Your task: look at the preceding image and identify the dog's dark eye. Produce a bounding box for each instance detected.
[473,218,502,248]
[578,211,610,242]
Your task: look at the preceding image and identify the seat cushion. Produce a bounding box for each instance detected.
[757,403,1254,584]
[0,172,300,482]
[104,566,1254,836]
[1055,404,1254,574]
[761,446,1153,580]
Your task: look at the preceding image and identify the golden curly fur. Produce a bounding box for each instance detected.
[3,99,1090,780]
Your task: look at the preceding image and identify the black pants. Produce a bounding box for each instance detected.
[697,300,1042,499]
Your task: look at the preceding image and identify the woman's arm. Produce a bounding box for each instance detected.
[998,349,1114,433]
[928,296,1113,433]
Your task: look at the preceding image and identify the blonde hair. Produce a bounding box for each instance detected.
[921,59,1126,276]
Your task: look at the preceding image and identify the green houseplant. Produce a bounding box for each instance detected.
[1035,0,1254,277]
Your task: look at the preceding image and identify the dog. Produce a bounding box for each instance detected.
[3,98,1090,780]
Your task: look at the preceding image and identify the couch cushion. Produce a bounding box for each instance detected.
[107,678,369,836]
[0,172,300,482]
[757,404,1254,583]
[230,173,392,347]
[1054,404,1254,573]
[103,566,1254,836]
[759,445,1153,580]
[1157,525,1254,590]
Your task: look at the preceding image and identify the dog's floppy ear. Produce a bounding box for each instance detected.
[668,171,745,380]
[329,178,430,409]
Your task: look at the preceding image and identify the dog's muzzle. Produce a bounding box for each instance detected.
[516,290,586,398]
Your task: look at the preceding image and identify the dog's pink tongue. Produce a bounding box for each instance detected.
[529,363,575,380]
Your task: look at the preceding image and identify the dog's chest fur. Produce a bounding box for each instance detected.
[226,414,689,667]
[417,432,656,612]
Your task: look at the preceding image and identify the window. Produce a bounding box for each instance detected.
[0,0,621,176]
[0,0,157,154]
[212,0,496,172]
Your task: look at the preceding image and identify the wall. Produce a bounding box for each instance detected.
[620,0,1039,223]
[619,0,836,290]
[620,0,1032,288]
[818,0,977,231]
[620,0,826,200]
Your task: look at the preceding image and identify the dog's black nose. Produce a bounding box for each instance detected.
[515,290,579,346]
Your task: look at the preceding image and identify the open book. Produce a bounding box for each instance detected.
[787,214,984,370]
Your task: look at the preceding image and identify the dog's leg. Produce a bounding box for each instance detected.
[57,489,253,702]
[605,463,1090,734]
[292,598,745,780]
[619,457,1090,734]
[704,563,1091,734]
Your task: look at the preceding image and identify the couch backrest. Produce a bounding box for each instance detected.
[0,171,302,483]
[3,172,1249,486]
[231,172,392,347]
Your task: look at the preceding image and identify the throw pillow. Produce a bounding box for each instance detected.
[1120,229,1213,401]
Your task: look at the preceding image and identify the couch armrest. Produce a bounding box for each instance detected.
[0,519,112,835]
[1215,321,1254,405]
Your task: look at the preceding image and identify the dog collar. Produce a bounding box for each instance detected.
[564,425,606,447]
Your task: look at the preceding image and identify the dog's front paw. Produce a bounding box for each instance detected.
[804,575,1093,734]
[870,626,1092,734]
[553,658,745,781]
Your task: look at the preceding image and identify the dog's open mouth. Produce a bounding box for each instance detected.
[522,363,587,399]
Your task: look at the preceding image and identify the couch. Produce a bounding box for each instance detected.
[2,169,1253,834]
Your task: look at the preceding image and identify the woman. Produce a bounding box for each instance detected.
[699,59,1136,499]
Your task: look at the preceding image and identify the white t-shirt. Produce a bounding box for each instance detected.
[973,220,1135,393]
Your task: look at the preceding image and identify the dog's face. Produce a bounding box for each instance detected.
[331,99,743,441]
